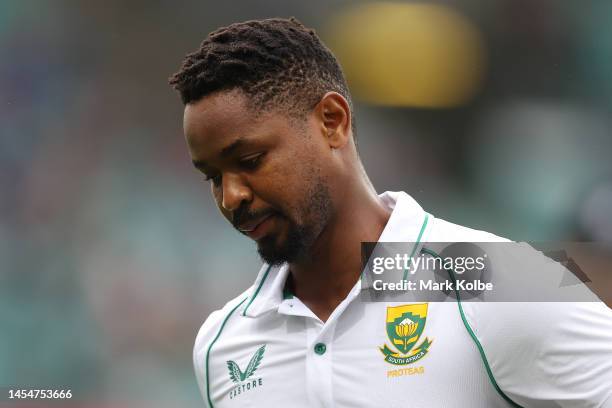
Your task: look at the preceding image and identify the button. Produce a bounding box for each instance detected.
[314,343,326,355]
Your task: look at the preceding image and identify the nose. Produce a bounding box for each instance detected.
[220,172,252,212]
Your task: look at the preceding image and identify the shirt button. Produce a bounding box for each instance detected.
[314,343,327,355]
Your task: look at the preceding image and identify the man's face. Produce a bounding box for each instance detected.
[183,89,334,265]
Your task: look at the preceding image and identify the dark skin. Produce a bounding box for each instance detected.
[183,89,391,322]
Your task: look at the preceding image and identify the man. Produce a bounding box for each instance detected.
[169,18,612,408]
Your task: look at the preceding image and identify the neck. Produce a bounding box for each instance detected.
[287,179,391,321]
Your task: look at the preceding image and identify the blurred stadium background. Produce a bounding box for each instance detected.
[1,0,611,406]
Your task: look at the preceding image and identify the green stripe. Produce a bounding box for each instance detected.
[420,247,523,408]
[402,213,430,280]
[242,264,273,316]
[205,297,247,408]
[282,283,294,300]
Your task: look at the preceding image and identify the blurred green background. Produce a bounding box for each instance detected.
[1,0,611,406]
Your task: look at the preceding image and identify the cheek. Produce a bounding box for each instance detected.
[268,173,312,221]
[258,160,303,201]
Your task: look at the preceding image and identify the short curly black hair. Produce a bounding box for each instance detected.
[169,17,354,129]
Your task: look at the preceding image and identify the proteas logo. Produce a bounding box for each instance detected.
[380,304,433,365]
[227,345,266,400]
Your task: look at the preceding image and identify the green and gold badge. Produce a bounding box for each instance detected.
[380,303,433,365]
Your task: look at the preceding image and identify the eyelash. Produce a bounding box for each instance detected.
[239,154,263,170]
[204,154,264,187]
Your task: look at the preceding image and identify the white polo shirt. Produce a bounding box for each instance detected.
[194,191,612,408]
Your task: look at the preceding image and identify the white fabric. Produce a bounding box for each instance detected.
[194,191,612,408]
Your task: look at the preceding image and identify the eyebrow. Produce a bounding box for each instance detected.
[191,137,248,169]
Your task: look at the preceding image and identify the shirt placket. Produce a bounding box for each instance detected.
[279,282,361,408]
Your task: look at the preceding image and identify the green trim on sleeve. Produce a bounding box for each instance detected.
[420,247,523,408]
[242,264,273,316]
[205,297,247,408]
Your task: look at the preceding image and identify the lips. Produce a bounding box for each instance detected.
[238,213,273,233]
[239,213,276,241]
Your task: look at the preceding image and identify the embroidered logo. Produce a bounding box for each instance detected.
[380,304,433,365]
[227,344,266,400]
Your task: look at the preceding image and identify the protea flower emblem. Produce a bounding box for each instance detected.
[395,318,419,350]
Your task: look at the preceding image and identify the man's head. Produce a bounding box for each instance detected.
[169,18,358,265]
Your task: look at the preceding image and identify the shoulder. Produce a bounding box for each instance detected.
[426,214,511,243]
[448,237,612,406]
[461,301,612,406]
[193,286,253,358]
[192,285,254,405]
[425,213,612,405]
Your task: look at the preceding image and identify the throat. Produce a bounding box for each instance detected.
[285,266,360,323]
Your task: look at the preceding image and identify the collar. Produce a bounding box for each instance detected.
[241,191,431,317]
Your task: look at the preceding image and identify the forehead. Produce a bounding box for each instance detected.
[184,89,254,145]
[183,90,298,159]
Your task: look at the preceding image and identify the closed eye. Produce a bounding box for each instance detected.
[199,153,264,187]
[239,153,264,170]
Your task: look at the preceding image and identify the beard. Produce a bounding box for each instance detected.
[256,221,309,266]
[256,172,333,266]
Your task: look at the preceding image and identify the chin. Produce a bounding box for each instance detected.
[257,247,289,266]
[256,234,302,265]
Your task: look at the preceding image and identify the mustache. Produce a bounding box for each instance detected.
[232,204,277,230]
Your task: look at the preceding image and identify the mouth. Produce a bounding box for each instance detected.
[238,213,276,241]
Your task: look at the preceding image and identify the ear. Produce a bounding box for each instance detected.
[314,92,352,149]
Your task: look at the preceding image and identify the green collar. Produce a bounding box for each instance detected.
[282,277,294,300]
